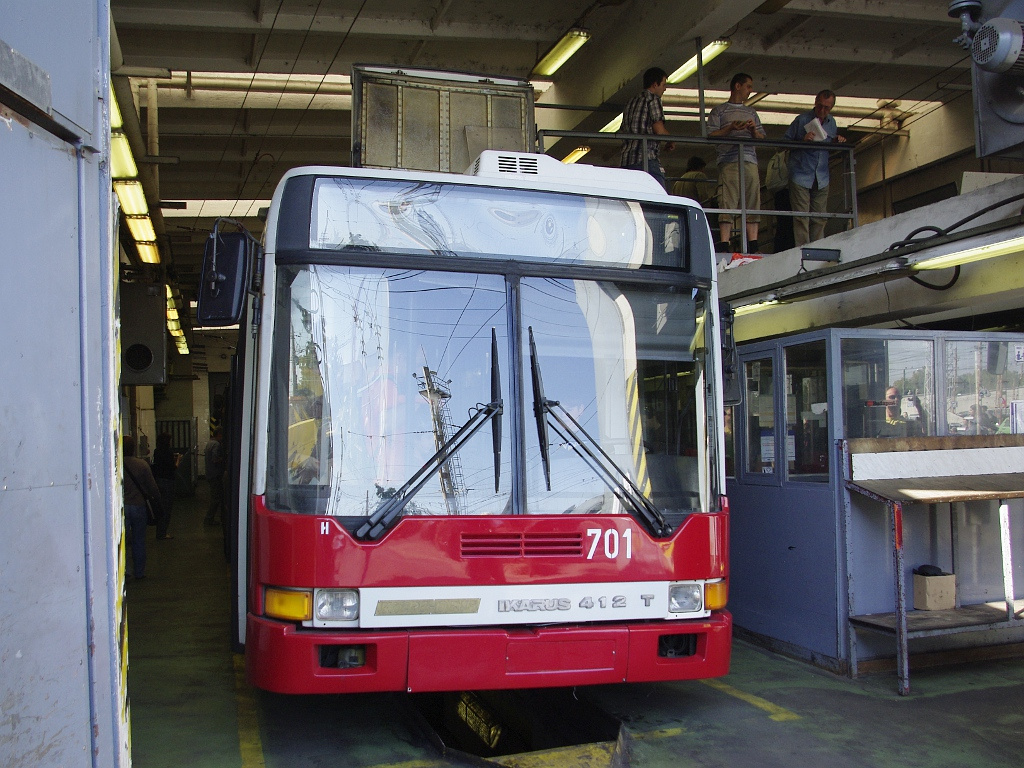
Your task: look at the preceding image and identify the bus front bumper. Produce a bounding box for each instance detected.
[246,611,732,694]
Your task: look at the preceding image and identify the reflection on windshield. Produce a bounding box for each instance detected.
[310,178,685,269]
[266,266,716,525]
[522,279,712,520]
[267,265,511,516]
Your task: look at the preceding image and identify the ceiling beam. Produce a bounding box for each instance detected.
[113,5,558,42]
[782,0,959,25]
[728,29,969,70]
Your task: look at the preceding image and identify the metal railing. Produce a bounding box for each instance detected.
[537,129,859,255]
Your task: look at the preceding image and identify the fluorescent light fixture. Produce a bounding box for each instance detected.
[532,28,590,77]
[911,235,1024,270]
[110,133,137,178]
[125,215,156,242]
[667,39,731,84]
[174,339,190,355]
[733,298,780,316]
[160,199,270,218]
[135,241,161,264]
[166,307,179,321]
[167,318,181,332]
[110,85,123,130]
[562,146,591,164]
[600,113,623,133]
[113,180,149,216]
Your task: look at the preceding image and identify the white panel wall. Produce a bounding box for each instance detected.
[0,2,126,766]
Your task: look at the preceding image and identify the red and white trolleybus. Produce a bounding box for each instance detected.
[198,150,731,694]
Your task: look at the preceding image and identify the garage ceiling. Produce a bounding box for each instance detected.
[110,0,972,311]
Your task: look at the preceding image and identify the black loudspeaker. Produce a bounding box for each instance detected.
[120,281,167,385]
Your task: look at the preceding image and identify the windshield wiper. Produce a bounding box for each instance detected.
[529,327,553,491]
[528,327,669,538]
[356,329,503,541]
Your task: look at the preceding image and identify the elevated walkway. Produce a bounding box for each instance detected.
[719,174,1024,341]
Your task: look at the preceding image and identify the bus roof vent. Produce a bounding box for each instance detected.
[468,151,553,179]
[467,150,665,196]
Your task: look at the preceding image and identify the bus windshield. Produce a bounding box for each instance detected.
[265,263,719,526]
[309,177,688,270]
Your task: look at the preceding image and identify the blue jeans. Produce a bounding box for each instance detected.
[623,158,667,191]
[125,503,148,578]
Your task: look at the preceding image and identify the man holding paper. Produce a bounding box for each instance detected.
[784,90,846,246]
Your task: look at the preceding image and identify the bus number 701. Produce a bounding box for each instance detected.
[586,528,632,560]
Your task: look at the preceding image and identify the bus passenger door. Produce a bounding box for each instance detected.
[226,299,259,652]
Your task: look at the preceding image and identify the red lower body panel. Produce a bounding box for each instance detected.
[247,611,731,694]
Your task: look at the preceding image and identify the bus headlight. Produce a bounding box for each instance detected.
[315,589,359,621]
[668,583,703,613]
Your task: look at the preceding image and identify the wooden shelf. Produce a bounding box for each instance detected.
[851,602,1024,637]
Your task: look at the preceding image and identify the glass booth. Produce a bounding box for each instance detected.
[727,328,1024,674]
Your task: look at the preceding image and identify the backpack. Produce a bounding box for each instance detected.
[765,150,789,194]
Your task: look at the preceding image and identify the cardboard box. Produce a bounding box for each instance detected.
[913,573,956,611]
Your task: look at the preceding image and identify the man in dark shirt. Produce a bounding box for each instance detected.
[620,67,674,190]
[123,435,160,579]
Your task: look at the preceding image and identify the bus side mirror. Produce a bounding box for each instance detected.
[197,230,255,326]
[720,302,743,407]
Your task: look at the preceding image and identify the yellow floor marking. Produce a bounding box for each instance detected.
[234,654,267,768]
[700,678,802,721]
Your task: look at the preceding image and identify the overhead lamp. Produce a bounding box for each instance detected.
[167,318,181,332]
[113,180,149,216]
[667,39,732,84]
[166,307,179,321]
[110,84,123,130]
[135,241,161,265]
[911,235,1024,270]
[600,113,623,133]
[125,215,157,242]
[531,28,591,77]
[174,339,190,355]
[733,297,780,316]
[562,146,591,164]
[110,132,137,179]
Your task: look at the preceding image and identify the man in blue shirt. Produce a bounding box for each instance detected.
[784,89,846,246]
[620,67,674,190]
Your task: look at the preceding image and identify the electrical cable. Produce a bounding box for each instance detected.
[188,0,287,233]
[882,190,1024,289]
[248,0,371,202]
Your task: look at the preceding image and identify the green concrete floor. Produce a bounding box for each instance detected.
[128,486,1024,767]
